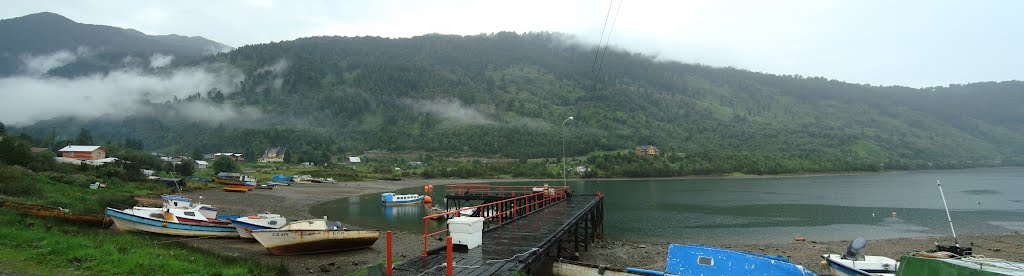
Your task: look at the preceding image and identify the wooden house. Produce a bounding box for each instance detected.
[258,147,286,163]
[634,145,660,156]
[58,145,106,160]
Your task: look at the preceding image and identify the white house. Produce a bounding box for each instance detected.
[195,160,209,169]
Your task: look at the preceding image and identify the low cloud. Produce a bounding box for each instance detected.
[405,98,496,125]
[1,50,249,126]
[20,48,79,75]
[257,58,288,89]
[149,53,174,68]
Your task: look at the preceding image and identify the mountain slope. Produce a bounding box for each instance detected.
[0,12,231,76]
[13,32,1024,174]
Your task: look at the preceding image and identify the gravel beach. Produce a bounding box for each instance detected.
[168,180,1024,275]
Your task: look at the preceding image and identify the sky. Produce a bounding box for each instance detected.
[2,0,1023,88]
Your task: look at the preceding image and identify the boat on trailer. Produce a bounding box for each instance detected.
[380,192,424,205]
[250,217,379,255]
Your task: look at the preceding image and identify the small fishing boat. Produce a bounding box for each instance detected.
[897,255,1024,275]
[256,183,275,189]
[105,195,239,237]
[380,192,424,205]
[250,217,379,255]
[822,238,897,276]
[231,213,287,239]
[223,185,249,193]
[667,244,816,275]
[214,172,257,186]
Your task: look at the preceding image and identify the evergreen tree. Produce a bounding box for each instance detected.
[176,158,196,176]
[73,128,94,145]
[212,156,239,173]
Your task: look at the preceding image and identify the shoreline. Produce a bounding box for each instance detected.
[174,173,1023,275]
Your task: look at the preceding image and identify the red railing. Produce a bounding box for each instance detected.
[422,185,571,256]
[444,184,565,197]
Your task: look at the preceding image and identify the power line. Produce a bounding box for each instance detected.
[590,0,616,76]
[594,0,624,81]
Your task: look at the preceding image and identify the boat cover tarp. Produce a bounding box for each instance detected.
[272,174,292,182]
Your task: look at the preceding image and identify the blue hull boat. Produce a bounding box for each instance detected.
[665,244,816,276]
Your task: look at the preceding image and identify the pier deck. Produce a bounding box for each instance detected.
[394,194,603,275]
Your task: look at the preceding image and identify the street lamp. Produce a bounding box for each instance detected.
[561,116,574,187]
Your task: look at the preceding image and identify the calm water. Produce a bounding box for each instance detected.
[310,167,1024,244]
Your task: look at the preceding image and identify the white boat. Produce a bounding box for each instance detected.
[230,213,287,239]
[106,195,238,237]
[822,238,897,276]
[250,217,379,255]
[381,192,424,205]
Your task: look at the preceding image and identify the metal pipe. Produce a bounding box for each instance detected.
[937,180,959,246]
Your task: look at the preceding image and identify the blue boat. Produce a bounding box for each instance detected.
[381,192,424,205]
[664,244,816,276]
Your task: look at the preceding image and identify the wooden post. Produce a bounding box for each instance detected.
[386,231,393,276]
[446,236,454,276]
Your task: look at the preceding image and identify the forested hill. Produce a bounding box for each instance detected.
[0,12,231,76]
[16,32,1024,174]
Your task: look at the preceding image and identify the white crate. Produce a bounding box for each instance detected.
[448,216,484,249]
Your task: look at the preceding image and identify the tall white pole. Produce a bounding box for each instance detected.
[937,180,959,246]
[561,116,573,187]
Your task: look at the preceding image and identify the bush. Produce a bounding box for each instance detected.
[38,171,98,187]
[0,166,41,197]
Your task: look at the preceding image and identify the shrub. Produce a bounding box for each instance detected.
[0,166,40,197]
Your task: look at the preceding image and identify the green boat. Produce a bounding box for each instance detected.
[897,256,1024,276]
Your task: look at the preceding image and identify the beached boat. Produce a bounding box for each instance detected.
[896,255,1024,275]
[380,192,424,205]
[250,217,379,255]
[256,183,275,189]
[667,244,816,275]
[822,238,897,276]
[1,201,113,228]
[223,185,249,193]
[231,213,287,239]
[105,195,239,237]
[214,172,257,186]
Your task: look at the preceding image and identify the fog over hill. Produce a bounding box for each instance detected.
[3,14,1022,174]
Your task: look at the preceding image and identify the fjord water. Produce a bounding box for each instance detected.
[310,167,1024,244]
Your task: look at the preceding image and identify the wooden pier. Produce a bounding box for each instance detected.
[393,185,604,275]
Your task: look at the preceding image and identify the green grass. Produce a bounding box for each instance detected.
[0,209,286,275]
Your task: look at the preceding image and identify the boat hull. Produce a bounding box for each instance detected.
[3,201,112,228]
[822,254,896,276]
[251,229,379,255]
[231,220,275,239]
[106,208,239,237]
[223,186,249,193]
[214,177,245,185]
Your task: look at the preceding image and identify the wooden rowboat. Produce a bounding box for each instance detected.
[1,201,112,228]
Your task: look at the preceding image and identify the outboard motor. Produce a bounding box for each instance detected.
[842,238,868,260]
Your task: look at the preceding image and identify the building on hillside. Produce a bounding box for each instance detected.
[195,160,209,169]
[634,145,660,156]
[258,147,287,163]
[213,153,244,162]
[58,145,107,160]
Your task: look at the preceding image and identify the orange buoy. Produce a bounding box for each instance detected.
[423,195,433,203]
[794,237,806,242]
[424,185,430,192]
